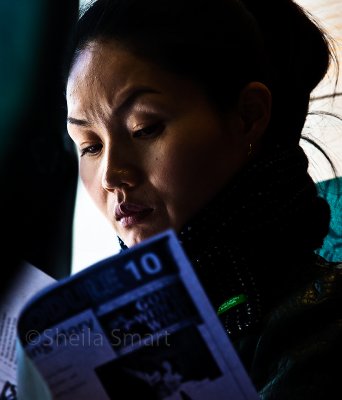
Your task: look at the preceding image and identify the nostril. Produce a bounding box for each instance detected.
[102,167,138,191]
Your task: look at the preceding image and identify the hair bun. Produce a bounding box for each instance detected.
[240,0,331,95]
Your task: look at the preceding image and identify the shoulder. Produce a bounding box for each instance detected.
[251,258,342,399]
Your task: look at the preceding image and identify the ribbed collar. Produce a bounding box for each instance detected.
[177,146,329,338]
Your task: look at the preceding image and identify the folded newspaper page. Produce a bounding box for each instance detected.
[17,230,259,399]
[0,261,55,400]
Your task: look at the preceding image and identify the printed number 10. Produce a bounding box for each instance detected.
[125,253,162,280]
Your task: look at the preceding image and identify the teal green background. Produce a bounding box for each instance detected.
[316,177,342,262]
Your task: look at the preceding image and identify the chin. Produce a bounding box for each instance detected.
[120,232,158,247]
[122,227,163,248]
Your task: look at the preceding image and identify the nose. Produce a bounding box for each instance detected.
[101,146,140,191]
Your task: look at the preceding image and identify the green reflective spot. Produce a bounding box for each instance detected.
[217,294,247,315]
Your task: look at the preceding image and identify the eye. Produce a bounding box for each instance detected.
[132,123,165,138]
[80,143,103,157]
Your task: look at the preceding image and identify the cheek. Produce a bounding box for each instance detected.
[155,134,218,187]
[148,128,244,228]
[79,162,106,208]
[149,140,212,214]
[149,144,191,190]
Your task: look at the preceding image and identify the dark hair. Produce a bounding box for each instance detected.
[70,0,334,148]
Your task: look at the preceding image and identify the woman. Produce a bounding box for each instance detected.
[66,0,341,398]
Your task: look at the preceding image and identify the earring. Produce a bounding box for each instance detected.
[248,143,252,157]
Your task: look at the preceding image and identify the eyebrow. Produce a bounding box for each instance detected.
[114,87,161,116]
[67,117,91,126]
[67,87,161,126]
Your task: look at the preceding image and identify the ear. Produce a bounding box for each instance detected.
[237,82,272,144]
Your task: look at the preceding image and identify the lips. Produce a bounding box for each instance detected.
[115,202,154,227]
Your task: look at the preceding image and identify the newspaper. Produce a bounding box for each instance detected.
[0,262,55,400]
[16,230,259,399]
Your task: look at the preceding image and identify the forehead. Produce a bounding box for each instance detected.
[67,41,161,121]
[67,41,183,112]
[66,39,222,131]
[66,40,212,123]
[67,41,145,96]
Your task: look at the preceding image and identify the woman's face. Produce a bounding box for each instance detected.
[67,41,249,247]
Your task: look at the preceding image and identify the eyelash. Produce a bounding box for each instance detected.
[132,123,165,138]
[80,144,102,157]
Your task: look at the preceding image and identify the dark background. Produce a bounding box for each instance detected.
[0,0,80,294]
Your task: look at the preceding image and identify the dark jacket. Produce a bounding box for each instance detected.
[234,258,342,399]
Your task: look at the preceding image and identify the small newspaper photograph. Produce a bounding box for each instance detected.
[17,230,259,399]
